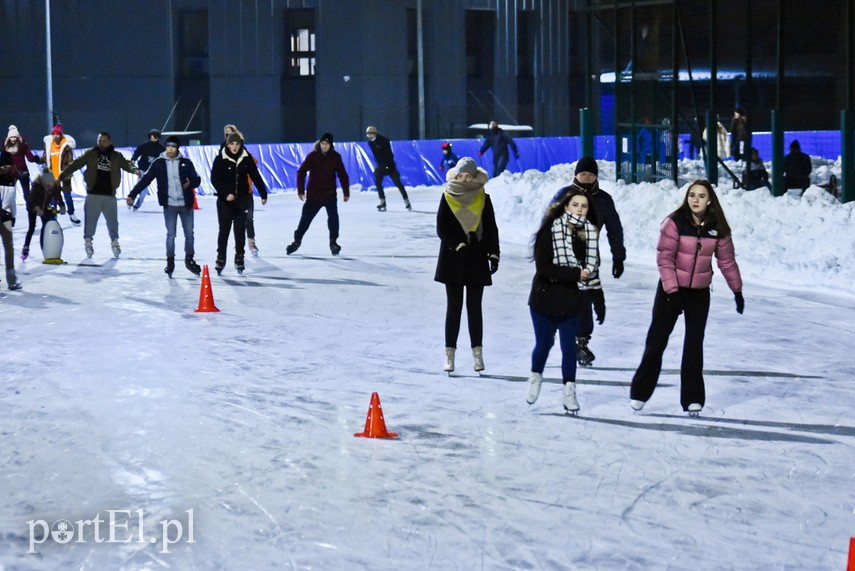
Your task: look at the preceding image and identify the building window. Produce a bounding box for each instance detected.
[290,28,315,76]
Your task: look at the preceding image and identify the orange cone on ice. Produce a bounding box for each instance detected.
[194,265,220,313]
[193,189,200,210]
[847,537,855,571]
[354,392,398,439]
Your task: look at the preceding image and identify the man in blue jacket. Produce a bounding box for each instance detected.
[126,136,202,277]
[478,121,520,177]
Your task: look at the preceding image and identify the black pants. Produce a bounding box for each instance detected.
[577,290,594,339]
[374,167,409,202]
[492,155,509,178]
[293,197,339,242]
[630,282,710,410]
[216,199,247,260]
[444,284,484,349]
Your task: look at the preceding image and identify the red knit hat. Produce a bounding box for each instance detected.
[51,124,63,136]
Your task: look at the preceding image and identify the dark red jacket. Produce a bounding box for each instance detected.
[296,143,349,202]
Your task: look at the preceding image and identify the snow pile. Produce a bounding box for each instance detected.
[486,159,854,292]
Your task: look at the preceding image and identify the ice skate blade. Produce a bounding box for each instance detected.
[564,408,579,416]
[688,411,700,418]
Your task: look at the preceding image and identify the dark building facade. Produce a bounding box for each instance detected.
[0,1,849,146]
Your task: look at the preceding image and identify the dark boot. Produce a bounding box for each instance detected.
[235,253,245,274]
[185,255,201,276]
[576,336,595,367]
[164,256,175,277]
[286,241,301,255]
[330,240,341,256]
[215,254,225,275]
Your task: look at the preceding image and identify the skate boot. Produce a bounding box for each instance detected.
[111,239,121,258]
[630,399,646,411]
[443,347,455,373]
[472,346,485,372]
[285,241,301,255]
[525,372,543,405]
[248,239,259,257]
[5,268,22,291]
[563,382,580,415]
[576,336,595,367]
[164,256,175,278]
[185,255,201,276]
[21,247,29,262]
[330,240,341,256]
[69,213,81,225]
[687,403,702,417]
[404,200,412,211]
[214,255,225,276]
[84,238,94,258]
[235,254,245,275]
[376,201,387,212]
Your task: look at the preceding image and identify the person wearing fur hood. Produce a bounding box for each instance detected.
[210,133,268,274]
[286,132,349,256]
[434,157,500,374]
[43,123,80,224]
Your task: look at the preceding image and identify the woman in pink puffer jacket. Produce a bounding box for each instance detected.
[629,179,744,415]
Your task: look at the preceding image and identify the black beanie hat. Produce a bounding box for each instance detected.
[575,156,598,177]
[320,132,334,144]
[226,133,243,146]
[165,135,181,148]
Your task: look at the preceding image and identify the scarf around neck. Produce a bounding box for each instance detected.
[444,169,488,236]
[551,212,601,289]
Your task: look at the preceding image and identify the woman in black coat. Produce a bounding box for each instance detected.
[210,134,268,274]
[434,157,500,374]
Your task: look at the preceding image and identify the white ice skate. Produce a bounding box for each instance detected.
[563,382,580,415]
[525,372,543,405]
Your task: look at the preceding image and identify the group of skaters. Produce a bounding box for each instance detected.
[434,155,744,416]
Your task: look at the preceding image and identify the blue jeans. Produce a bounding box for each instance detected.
[133,188,149,209]
[294,197,339,242]
[163,205,194,257]
[530,307,579,382]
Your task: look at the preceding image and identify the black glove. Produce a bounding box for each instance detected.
[489,255,499,274]
[590,289,606,324]
[665,292,683,315]
[612,259,624,279]
[734,291,745,314]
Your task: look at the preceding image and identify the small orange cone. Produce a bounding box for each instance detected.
[193,189,200,210]
[848,537,855,571]
[354,392,398,438]
[194,265,220,313]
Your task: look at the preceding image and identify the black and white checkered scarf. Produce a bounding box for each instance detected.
[551,212,600,290]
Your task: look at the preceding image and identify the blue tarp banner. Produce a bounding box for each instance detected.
[49,130,842,198]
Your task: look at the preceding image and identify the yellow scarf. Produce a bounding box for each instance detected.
[444,184,485,235]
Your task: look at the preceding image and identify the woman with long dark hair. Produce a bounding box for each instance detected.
[630,179,744,415]
[525,187,601,414]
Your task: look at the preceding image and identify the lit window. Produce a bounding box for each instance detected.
[290,28,315,76]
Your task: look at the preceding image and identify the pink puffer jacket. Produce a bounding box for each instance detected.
[656,213,742,294]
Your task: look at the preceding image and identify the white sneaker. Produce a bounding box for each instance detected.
[84,239,94,258]
[630,399,645,411]
[111,239,121,258]
[443,347,455,372]
[563,382,580,413]
[472,346,484,372]
[525,372,543,404]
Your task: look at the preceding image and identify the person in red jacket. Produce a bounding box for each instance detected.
[286,132,349,256]
[629,179,744,415]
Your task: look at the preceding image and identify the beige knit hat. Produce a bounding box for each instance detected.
[7,125,20,139]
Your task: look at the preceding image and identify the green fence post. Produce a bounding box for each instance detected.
[580,108,594,159]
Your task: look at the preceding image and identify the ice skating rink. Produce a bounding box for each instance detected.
[2,163,853,569]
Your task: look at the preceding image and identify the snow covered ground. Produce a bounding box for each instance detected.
[1,160,854,570]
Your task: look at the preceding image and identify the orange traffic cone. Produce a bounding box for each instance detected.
[848,537,855,571]
[194,265,220,313]
[193,189,200,210]
[354,392,398,438]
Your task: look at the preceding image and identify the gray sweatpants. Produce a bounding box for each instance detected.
[84,194,119,241]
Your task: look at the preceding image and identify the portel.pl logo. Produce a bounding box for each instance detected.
[27,509,195,554]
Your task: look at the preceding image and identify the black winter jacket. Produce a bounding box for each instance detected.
[434,194,499,287]
[367,134,397,170]
[210,146,268,208]
[528,223,582,318]
[128,153,202,209]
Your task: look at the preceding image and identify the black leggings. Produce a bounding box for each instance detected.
[444,284,484,348]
